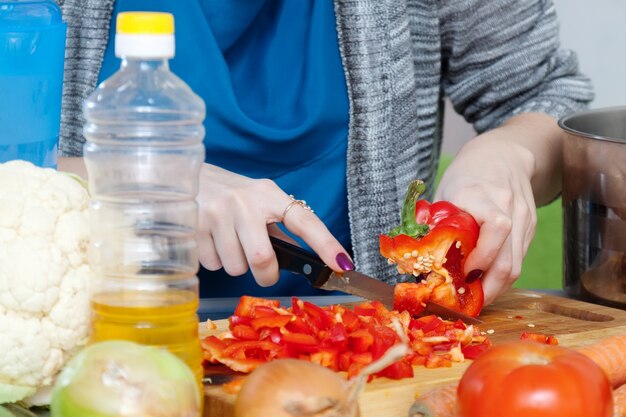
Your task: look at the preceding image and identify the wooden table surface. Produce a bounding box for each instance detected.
[201,289,626,417]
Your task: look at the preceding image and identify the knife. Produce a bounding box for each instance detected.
[270,236,482,325]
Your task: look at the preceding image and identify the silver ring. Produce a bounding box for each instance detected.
[281,194,314,223]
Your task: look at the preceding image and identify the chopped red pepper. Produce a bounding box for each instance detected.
[250,314,292,331]
[353,303,377,317]
[410,315,444,333]
[282,332,318,348]
[233,295,280,318]
[310,349,339,371]
[202,295,493,382]
[461,340,493,359]
[229,315,251,327]
[520,331,559,345]
[380,180,484,317]
[231,324,260,341]
[377,357,414,379]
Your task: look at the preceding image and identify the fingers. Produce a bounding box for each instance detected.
[197,231,221,271]
[463,185,537,305]
[463,203,514,305]
[198,178,281,283]
[435,135,541,305]
[205,211,248,277]
[478,234,515,306]
[196,166,351,288]
[280,199,352,272]
[464,211,512,274]
[235,216,280,287]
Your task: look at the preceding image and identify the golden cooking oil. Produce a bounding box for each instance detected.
[90,288,203,410]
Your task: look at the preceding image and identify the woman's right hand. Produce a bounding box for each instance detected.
[196,164,353,287]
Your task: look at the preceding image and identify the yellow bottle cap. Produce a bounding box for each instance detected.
[117,12,174,35]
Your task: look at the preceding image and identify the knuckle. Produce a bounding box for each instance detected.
[255,178,280,194]
[491,260,513,281]
[222,187,247,208]
[471,245,498,266]
[509,266,522,281]
[202,199,227,222]
[287,211,319,233]
[480,249,499,267]
[527,222,537,240]
[197,237,221,271]
[491,213,513,234]
[247,247,275,271]
[223,260,249,277]
[505,262,522,283]
[199,255,222,271]
[528,209,538,231]
[254,271,280,288]
[319,237,341,252]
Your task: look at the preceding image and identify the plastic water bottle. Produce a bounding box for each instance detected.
[0,0,66,168]
[83,12,206,395]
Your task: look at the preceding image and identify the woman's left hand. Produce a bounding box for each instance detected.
[434,113,563,305]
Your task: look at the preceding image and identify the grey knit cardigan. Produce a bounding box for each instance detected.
[58,0,593,283]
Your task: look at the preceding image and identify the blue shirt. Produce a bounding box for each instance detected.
[99,0,351,297]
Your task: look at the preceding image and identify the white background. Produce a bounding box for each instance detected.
[442,0,626,154]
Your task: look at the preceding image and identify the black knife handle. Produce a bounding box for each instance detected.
[270,236,331,288]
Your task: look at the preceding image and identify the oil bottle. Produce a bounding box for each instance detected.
[83,11,206,402]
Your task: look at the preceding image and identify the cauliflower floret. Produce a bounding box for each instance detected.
[0,160,92,404]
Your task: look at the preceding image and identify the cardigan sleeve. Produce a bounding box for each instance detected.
[58,0,115,157]
[438,0,594,133]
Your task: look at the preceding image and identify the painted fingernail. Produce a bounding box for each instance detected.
[466,269,484,283]
[336,253,355,271]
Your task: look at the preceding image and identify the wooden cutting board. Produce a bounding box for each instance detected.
[201,289,626,417]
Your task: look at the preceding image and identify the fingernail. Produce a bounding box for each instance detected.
[466,269,484,283]
[336,253,355,271]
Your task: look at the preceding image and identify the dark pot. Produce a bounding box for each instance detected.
[559,106,626,308]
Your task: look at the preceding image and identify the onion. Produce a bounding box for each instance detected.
[50,341,200,417]
[235,321,410,417]
[235,359,356,417]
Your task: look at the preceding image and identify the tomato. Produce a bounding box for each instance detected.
[457,341,613,417]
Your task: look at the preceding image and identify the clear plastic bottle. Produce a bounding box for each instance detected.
[83,12,205,396]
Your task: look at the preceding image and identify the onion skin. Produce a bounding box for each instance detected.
[234,359,360,417]
[50,341,199,417]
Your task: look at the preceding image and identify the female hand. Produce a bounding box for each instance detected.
[196,164,353,287]
[434,113,563,305]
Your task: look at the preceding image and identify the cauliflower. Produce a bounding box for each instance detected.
[0,160,92,405]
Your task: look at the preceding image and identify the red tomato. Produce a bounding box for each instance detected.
[457,341,613,417]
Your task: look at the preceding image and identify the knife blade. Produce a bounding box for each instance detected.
[270,236,482,325]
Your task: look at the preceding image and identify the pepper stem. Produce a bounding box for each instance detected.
[388,180,430,238]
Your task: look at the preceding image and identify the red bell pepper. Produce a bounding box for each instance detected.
[231,324,260,341]
[202,295,493,381]
[250,314,293,331]
[519,331,559,345]
[380,180,484,317]
[461,341,493,359]
[233,295,280,318]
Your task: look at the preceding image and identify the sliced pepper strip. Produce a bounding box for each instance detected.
[519,331,559,345]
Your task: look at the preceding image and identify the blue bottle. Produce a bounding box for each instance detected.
[0,0,66,168]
